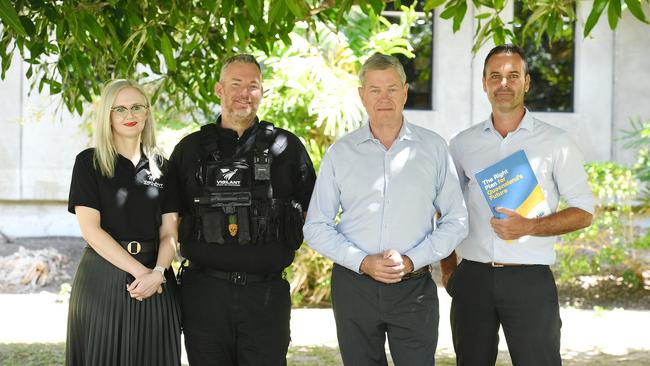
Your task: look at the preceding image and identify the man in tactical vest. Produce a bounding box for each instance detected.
[166,54,316,365]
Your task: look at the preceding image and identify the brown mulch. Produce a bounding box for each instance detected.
[0,237,85,294]
[557,275,650,310]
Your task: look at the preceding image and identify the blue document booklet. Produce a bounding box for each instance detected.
[474,150,550,219]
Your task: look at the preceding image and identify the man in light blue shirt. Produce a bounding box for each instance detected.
[303,53,468,365]
[443,44,594,366]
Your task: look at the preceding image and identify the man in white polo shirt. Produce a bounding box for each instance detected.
[442,44,594,366]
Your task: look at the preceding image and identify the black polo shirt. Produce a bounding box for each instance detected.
[68,148,172,241]
[166,117,316,273]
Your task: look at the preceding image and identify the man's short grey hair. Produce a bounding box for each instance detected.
[359,53,407,86]
[219,54,262,82]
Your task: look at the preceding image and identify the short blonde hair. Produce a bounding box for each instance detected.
[93,79,161,178]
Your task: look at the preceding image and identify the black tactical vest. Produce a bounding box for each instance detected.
[191,121,304,248]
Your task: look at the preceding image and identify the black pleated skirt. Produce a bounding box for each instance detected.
[65,247,181,366]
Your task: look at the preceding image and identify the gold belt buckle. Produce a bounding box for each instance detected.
[491,262,505,268]
[127,241,141,255]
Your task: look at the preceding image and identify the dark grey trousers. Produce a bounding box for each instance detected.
[448,260,562,366]
[331,264,439,366]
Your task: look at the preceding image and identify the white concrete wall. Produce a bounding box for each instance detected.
[612,7,650,165]
[0,52,23,200]
[1,1,649,237]
[0,53,87,238]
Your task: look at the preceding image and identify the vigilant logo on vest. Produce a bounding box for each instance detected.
[215,168,242,187]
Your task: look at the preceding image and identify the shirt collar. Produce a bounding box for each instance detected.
[355,116,419,145]
[116,144,149,170]
[215,114,260,140]
[482,107,534,134]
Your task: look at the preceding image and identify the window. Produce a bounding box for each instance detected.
[514,1,575,112]
[384,1,434,110]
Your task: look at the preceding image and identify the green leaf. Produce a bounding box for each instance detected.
[584,0,608,37]
[285,0,307,19]
[0,0,27,36]
[611,0,622,17]
[222,0,234,17]
[452,2,468,33]
[245,0,261,21]
[424,0,447,12]
[608,0,621,29]
[204,0,217,13]
[160,32,176,72]
[624,0,648,23]
[439,4,457,20]
[19,16,36,37]
[475,12,491,20]
[268,0,286,25]
[367,0,385,15]
[526,7,548,26]
[82,13,105,43]
[336,0,354,24]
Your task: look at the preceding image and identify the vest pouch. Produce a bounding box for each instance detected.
[250,201,271,245]
[282,200,305,250]
[201,210,226,244]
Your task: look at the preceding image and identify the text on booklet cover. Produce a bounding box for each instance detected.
[474,150,550,219]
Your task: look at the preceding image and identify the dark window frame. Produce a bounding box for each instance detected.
[513,1,576,113]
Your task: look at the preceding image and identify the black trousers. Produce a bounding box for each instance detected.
[331,264,439,366]
[448,260,562,366]
[180,267,291,366]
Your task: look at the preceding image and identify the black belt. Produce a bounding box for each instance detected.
[86,240,157,255]
[187,262,282,285]
[402,265,431,280]
[118,240,157,254]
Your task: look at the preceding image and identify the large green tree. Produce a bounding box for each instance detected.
[0,0,648,119]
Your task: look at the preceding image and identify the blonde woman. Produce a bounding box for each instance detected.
[65,80,181,365]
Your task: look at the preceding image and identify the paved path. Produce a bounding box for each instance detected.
[2,287,649,360]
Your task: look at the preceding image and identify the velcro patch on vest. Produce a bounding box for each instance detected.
[214,168,244,187]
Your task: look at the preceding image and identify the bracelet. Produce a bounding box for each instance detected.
[153,265,167,283]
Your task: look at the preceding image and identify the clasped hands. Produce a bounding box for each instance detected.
[360,249,413,284]
[126,269,165,302]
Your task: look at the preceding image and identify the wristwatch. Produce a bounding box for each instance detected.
[153,266,167,283]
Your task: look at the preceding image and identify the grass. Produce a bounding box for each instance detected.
[0,343,65,366]
[1,343,649,365]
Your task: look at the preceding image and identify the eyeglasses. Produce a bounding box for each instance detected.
[111,104,148,118]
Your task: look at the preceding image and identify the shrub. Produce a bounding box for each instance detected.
[556,162,646,289]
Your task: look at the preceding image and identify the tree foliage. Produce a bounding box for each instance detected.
[0,0,385,118]
[428,0,650,52]
[0,0,648,119]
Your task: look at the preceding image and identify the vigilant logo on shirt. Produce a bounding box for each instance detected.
[142,169,163,188]
[215,168,242,187]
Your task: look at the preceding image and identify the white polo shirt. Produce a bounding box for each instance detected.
[449,110,595,265]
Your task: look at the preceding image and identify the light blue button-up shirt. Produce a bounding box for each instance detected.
[303,120,468,273]
[449,111,595,265]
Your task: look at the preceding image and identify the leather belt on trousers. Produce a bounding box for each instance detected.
[187,262,282,285]
[402,265,432,280]
[467,260,531,268]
